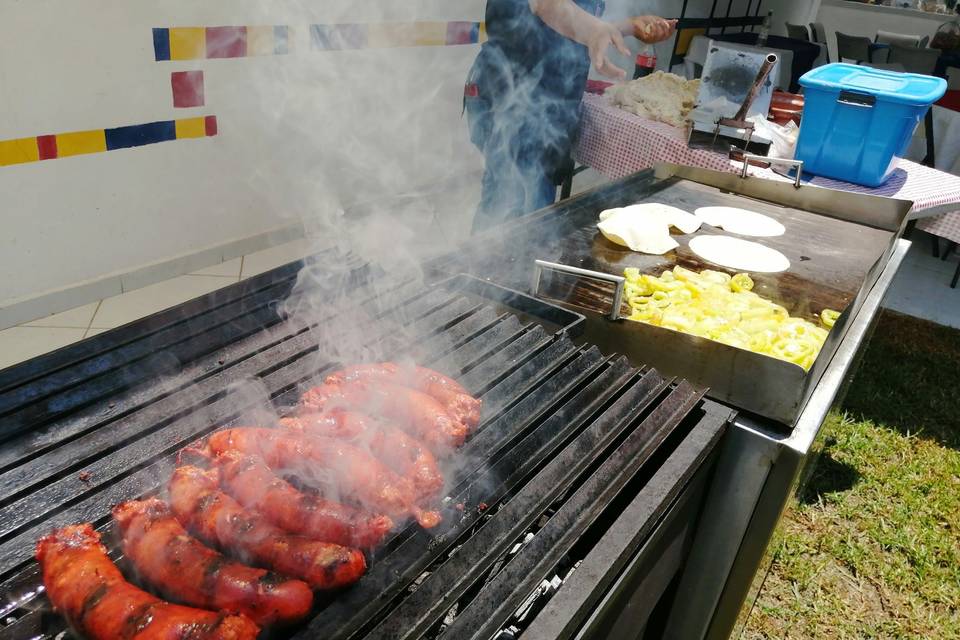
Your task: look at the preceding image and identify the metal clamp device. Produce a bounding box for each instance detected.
[532,260,626,321]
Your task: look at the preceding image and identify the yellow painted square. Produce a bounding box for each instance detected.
[56,130,107,157]
[169,27,207,60]
[368,23,417,48]
[479,22,487,43]
[175,117,206,139]
[247,25,274,56]
[0,138,39,166]
[675,28,706,56]
[414,22,446,46]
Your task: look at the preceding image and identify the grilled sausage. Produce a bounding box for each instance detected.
[169,465,367,589]
[113,498,313,627]
[36,523,260,640]
[216,450,395,547]
[208,428,438,526]
[281,412,445,501]
[300,382,468,454]
[324,363,481,429]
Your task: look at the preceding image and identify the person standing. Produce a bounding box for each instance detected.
[465,0,676,232]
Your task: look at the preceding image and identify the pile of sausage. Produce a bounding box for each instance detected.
[36,363,481,640]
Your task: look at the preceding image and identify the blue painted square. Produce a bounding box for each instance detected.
[274,25,289,54]
[470,22,480,44]
[105,120,176,151]
[153,28,171,61]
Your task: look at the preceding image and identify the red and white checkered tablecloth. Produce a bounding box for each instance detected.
[575,92,960,241]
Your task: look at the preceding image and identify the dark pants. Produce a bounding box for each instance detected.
[466,96,559,233]
[465,60,580,234]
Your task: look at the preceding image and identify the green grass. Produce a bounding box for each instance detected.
[744,311,960,640]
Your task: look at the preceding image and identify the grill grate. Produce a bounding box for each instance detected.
[0,256,730,640]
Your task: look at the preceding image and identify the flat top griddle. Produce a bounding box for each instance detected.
[428,165,910,425]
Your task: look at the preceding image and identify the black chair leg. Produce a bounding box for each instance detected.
[944,241,958,261]
[951,260,960,289]
[923,110,936,168]
[932,234,941,258]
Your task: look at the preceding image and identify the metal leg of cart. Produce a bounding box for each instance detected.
[952,260,960,289]
[932,234,941,258]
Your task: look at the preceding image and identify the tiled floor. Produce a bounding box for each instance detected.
[0,238,317,371]
[1,197,958,372]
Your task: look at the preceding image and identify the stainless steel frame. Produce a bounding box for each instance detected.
[663,238,911,640]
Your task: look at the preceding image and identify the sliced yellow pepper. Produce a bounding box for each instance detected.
[820,309,841,328]
[731,273,754,293]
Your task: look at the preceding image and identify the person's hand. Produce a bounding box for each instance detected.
[585,21,631,79]
[629,16,677,43]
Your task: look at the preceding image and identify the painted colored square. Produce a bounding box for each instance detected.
[414,22,447,46]
[478,22,487,43]
[169,27,206,60]
[152,28,171,61]
[274,25,290,54]
[311,24,367,50]
[366,23,410,48]
[445,22,475,45]
[56,130,107,157]
[205,115,218,136]
[171,70,204,108]
[175,117,206,139]
[104,121,175,150]
[0,138,40,166]
[246,26,275,56]
[37,135,57,160]
[207,26,247,58]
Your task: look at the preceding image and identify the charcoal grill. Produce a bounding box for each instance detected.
[0,252,731,640]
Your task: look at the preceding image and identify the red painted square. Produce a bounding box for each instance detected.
[204,115,218,136]
[37,135,58,160]
[171,70,205,108]
[206,26,247,58]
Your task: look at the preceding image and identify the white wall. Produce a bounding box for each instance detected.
[0,0,486,308]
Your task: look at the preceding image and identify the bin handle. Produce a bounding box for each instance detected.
[838,90,876,108]
[532,260,626,321]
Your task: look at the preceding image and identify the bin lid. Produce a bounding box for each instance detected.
[800,63,946,105]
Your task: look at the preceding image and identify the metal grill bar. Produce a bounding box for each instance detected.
[447,382,706,640]
[365,371,679,640]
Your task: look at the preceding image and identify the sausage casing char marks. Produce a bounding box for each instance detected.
[324,363,482,429]
[300,381,468,455]
[215,449,394,548]
[169,464,367,589]
[113,498,313,626]
[35,523,260,640]
[281,412,445,502]
[208,428,437,526]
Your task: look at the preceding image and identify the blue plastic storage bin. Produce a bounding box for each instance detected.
[795,63,946,187]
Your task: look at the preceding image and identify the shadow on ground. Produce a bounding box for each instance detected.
[797,449,861,505]
[841,310,960,451]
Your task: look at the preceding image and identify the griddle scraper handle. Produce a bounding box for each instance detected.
[732,53,779,123]
[532,260,626,322]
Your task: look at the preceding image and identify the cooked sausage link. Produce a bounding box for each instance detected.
[300,382,468,454]
[282,412,445,501]
[35,523,260,640]
[324,363,481,429]
[207,427,434,525]
[112,498,313,626]
[169,465,367,589]
[216,450,394,547]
